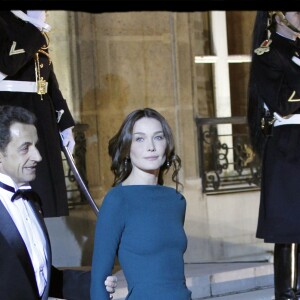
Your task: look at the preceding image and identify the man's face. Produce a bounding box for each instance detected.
[285,12,300,32]
[275,12,300,39]
[0,122,42,186]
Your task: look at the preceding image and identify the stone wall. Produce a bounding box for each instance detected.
[45,11,271,267]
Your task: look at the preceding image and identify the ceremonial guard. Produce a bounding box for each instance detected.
[0,11,75,217]
[248,11,300,299]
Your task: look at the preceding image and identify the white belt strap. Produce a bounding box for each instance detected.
[263,103,269,111]
[264,102,300,126]
[0,80,48,93]
[0,72,7,81]
[274,112,300,126]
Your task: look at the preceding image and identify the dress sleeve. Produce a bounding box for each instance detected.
[90,189,125,300]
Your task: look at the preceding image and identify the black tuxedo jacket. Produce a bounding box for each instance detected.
[0,195,90,300]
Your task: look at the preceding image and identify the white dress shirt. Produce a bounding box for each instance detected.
[0,173,48,296]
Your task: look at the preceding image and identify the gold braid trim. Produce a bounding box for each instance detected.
[38,49,51,65]
[38,32,52,65]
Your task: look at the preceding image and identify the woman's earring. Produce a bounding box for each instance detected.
[166,160,171,168]
[124,156,129,171]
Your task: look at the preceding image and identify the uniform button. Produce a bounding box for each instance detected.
[40,63,44,68]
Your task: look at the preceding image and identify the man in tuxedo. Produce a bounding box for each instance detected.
[0,105,117,300]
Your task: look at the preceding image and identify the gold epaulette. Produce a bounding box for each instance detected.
[254,39,272,55]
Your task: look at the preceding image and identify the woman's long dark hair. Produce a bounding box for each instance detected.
[247,11,276,159]
[108,108,182,190]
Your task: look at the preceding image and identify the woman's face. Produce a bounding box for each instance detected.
[129,117,167,175]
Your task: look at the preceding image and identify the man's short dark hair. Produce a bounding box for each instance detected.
[0,105,36,152]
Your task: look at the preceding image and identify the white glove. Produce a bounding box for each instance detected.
[105,275,118,298]
[60,127,75,154]
[26,10,46,23]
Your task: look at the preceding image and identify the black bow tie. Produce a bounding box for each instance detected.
[11,189,33,202]
[0,181,32,202]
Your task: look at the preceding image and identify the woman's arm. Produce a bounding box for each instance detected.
[90,189,125,300]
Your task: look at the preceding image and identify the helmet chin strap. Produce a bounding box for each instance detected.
[273,11,300,34]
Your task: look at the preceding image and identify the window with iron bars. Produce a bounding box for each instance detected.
[196,116,261,194]
[194,11,258,193]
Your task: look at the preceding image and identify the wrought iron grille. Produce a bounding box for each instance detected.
[196,116,261,194]
[63,123,89,209]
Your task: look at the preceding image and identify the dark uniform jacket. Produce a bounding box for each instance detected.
[0,190,90,300]
[252,32,300,243]
[0,11,75,217]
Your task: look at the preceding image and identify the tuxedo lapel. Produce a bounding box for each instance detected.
[0,200,39,298]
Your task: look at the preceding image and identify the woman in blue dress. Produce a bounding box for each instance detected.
[90,108,192,300]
